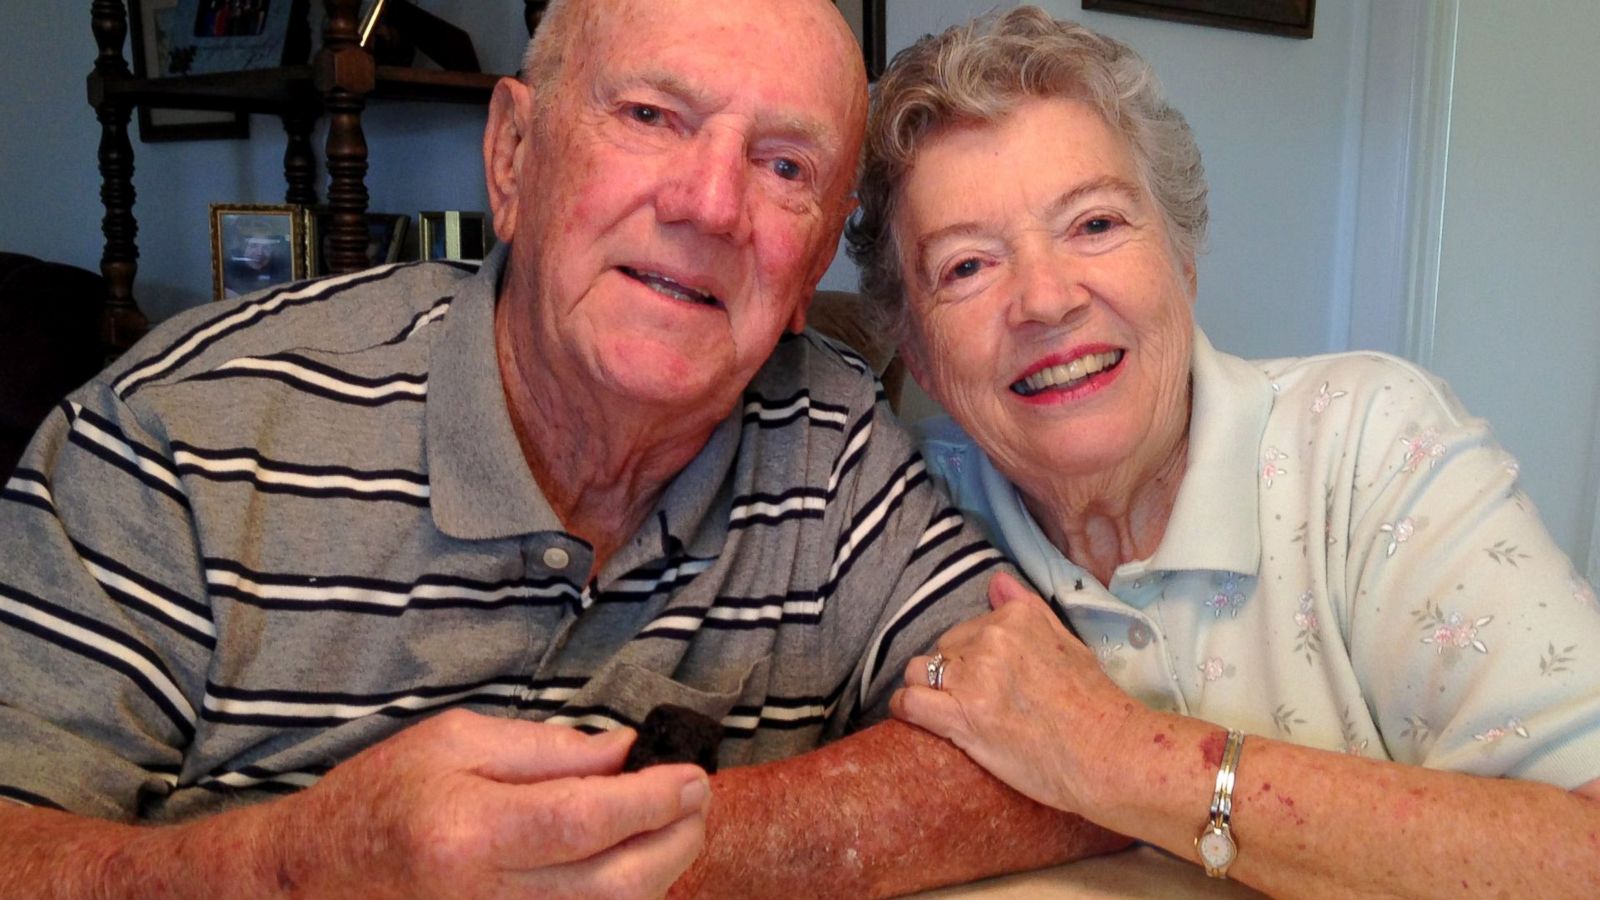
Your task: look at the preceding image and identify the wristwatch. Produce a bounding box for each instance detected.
[1195,728,1245,878]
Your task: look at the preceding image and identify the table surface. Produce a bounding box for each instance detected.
[914,845,1269,899]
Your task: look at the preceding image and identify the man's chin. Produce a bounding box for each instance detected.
[600,366,736,417]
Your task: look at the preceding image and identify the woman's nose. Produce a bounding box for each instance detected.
[1009,248,1091,328]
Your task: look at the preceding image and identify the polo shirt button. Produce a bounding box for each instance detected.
[543,547,571,570]
[1127,621,1152,649]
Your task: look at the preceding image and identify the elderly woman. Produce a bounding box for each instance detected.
[849,8,1600,896]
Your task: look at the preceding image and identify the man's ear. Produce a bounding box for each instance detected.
[787,293,814,334]
[484,78,538,245]
[791,195,859,334]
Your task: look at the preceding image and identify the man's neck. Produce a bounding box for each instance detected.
[494,299,724,577]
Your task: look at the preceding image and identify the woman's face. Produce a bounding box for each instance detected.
[895,98,1196,488]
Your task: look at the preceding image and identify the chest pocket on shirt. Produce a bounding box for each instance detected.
[556,656,772,734]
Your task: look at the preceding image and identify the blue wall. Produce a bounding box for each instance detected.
[3,1,1364,347]
[0,2,523,323]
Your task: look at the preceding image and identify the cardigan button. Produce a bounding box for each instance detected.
[1127,621,1153,649]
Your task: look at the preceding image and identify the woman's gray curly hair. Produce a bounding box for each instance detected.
[845,7,1208,337]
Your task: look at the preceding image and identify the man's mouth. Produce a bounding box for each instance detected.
[1011,350,1125,397]
[620,266,722,308]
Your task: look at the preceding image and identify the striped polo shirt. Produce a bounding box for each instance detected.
[0,250,1002,823]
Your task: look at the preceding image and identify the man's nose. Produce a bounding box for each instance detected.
[658,130,751,240]
[1008,245,1092,329]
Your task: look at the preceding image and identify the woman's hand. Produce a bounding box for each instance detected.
[892,571,1148,817]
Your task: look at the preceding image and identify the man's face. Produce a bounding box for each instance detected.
[487,0,866,418]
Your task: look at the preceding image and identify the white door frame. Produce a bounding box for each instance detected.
[1354,0,1595,580]
[1347,0,1457,366]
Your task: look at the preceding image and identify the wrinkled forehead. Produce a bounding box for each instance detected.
[577,0,866,137]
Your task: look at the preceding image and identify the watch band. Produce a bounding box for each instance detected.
[1195,728,1245,878]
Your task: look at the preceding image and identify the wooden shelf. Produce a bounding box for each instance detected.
[86,0,531,355]
[373,67,500,103]
[95,67,318,114]
[94,66,499,114]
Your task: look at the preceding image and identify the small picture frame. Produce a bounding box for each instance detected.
[419,211,491,262]
[834,0,887,80]
[166,0,312,76]
[304,209,410,275]
[129,0,249,141]
[1082,0,1315,39]
[211,203,308,300]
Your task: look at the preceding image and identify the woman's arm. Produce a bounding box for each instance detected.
[895,573,1600,899]
[1101,711,1600,898]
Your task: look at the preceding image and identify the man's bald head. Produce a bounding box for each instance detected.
[522,0,867,137]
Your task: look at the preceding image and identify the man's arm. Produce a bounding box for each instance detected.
[672,720,1130,898]
[663,384,1125,897]
[0,713,709,900]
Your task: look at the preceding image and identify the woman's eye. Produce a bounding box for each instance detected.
[627,104,664,126]
[771,158,803,181]
[1082,217,1116,235]
[947,259,982,280]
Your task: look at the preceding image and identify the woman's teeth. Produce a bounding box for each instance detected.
[1012,350,1124,396]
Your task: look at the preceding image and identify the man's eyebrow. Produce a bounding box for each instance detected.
[634,70,717,108]
[628,70,835,150]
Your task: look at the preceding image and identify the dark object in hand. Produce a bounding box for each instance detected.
[622,705,723,774]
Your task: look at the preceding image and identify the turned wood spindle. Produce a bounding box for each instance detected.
[318,0,374,275]
[89,0,148,356]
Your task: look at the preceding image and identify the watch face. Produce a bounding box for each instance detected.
[1198,829,1235,869]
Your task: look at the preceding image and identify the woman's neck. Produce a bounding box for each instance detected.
[1019,436,1189,588]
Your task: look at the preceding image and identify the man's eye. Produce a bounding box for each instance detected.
[627,104,664,126]
[771,158,803,181]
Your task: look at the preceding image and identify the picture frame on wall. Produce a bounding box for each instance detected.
[304,209,410,275]
[1081,0,1315,39]
[165,0,313,76]
[128,0,249,141]
[211,203,308,300]
[834,0,887,80]
[418,211,490,262]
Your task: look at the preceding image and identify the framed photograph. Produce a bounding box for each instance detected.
[835,0,887,79]
[1082,0,1315,39]
[129,0,249,141]
[419,211,490,262]
[211,204,308,300]
[165,0,312,76]
[304,209,410,275]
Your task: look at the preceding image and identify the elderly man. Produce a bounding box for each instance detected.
[0,0,1121,896]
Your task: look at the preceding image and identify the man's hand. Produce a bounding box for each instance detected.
[1,710,709,900]
[276,709,711,898]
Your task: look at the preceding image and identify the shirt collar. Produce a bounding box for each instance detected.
[1143,325,1274,576]
[427,244,565,540]
[426,244,740,560]
[601,413,739,576]
[960,325,1272,588]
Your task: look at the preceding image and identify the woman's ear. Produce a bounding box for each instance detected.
[484,78,537,245]
[898,328,934,398]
